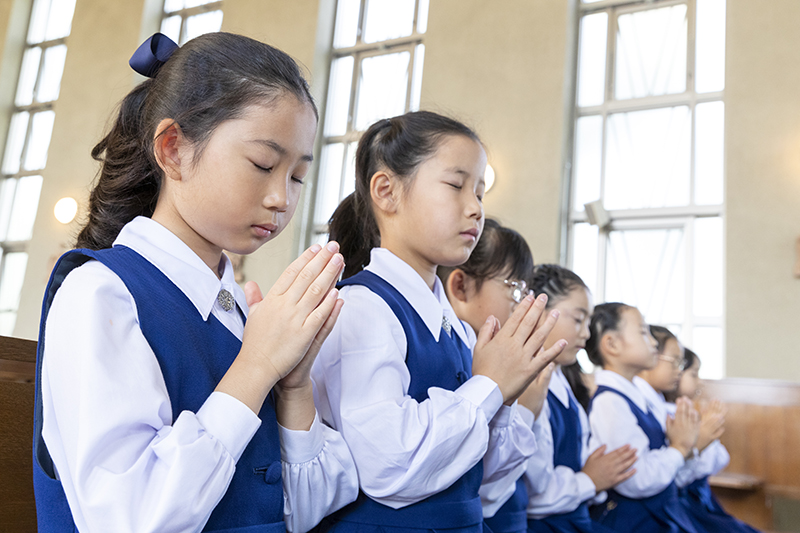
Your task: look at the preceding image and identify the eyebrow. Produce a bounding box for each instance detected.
[249,139,313,163]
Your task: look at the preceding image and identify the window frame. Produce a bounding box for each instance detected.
[306,0,428,245]
[567,0,726,375]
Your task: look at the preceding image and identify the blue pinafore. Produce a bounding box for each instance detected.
[33,247,285,532]
[680,476,760,532]
[317,270,485,533]
[527,391,613,533]
[485,477,528,533]
[587,386,699,533]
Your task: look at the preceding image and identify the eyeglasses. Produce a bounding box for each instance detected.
[503,279,532,304]
[658,355,686,371]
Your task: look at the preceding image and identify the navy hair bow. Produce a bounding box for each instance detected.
[129,33,179,78]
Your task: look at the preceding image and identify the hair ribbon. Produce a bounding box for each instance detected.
[129,33,179,78]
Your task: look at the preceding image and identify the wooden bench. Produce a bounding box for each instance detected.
[704,378,800,532]
[0,334,38,531]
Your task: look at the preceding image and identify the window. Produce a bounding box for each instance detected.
[569,0,726,378]
[0,0,77,335]
[160,0,223,45]
[309,0,429,244]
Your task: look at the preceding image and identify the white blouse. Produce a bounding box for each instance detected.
[523,367,602,518]
[311,248,538,509]
[588,370,685,499]
[41,216,358,533]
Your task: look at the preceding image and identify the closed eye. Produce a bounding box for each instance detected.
[292,176,304,185]
[254,163,273,173]
[448,183,462,190]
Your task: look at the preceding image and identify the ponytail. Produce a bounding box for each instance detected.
[77,81,160,249]
[329,111,480,278]
[561,362,592,412]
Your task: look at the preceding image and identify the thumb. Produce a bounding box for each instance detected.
[244,281,264,308]
[475,315,499,349]
[538,362,555,384]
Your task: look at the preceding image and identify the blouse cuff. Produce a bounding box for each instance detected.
[490,402,516,427]
[196,391,261,462]
[664,446,688,470]
[575,471,598,502]
[279,411,325,464]
[516,404,536,428]
[456,375,504,421]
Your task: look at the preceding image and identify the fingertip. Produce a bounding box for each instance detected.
[326,241,340,253]
[309,244,322,254]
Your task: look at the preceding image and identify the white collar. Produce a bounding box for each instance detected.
[364,248,471,346]
[594,369,649,412]
[548,366,574,407]
[113,217,248,321]
[633,376,665,410]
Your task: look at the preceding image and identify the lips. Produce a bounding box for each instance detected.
[461,228,480,239]
[253,223,278,238]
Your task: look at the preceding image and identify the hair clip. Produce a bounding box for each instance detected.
[129,33,179,78]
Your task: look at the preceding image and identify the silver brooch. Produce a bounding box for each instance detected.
[217,289,235,312]
[442,315,452,336]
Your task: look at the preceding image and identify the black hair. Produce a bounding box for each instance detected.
[328,111,481,279]
[528,264,589,306]
[77,32,317,250]
[585,302,632,367]
[683,347,699,370]
[649,325,677,355]
[528,264,592,409]
[437,218,533,293]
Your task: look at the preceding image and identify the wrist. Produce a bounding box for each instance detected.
[670,444,693,459]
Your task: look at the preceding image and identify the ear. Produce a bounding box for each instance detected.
[446,269,471,305]
[600,331,619,359]
[370,170,401,215]
[153,118,184,181]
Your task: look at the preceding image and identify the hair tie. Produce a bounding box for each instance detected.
[129,33,179,78]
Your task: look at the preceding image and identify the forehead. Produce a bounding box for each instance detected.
[213,96,317,153]
[619,306,644,327]
[423,134,486,171]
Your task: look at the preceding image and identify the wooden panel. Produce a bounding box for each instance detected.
[0,335,38,531]
[702,378,800,531]
[0,335,37,363]
[0,380,37,531]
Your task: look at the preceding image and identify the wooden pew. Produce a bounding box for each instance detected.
[0,335,37,531]
[704,378,800,532]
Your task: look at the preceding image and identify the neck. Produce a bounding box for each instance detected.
[152,205,223,279]
[603,363,640,382]
[379,237,437,290]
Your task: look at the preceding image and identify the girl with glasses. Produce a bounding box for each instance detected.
[437,218,547,533]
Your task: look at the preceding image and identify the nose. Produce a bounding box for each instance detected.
[580,319,591,340]
[466,191,483,220]
[262,175,290,212]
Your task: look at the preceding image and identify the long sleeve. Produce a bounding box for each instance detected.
[280,410,359,532]
[588,391,684,499]
[312,284,536,509]
[674,440,730,488]
[524,400,598,517]
[42,262,259,533]
[479,405,537,517]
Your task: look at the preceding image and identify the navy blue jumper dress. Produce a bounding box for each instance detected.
[33,247,285,532]
[317,270,485,533]
[527,391,614,533]
[679,472,760,532]
[587,386,700,533]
